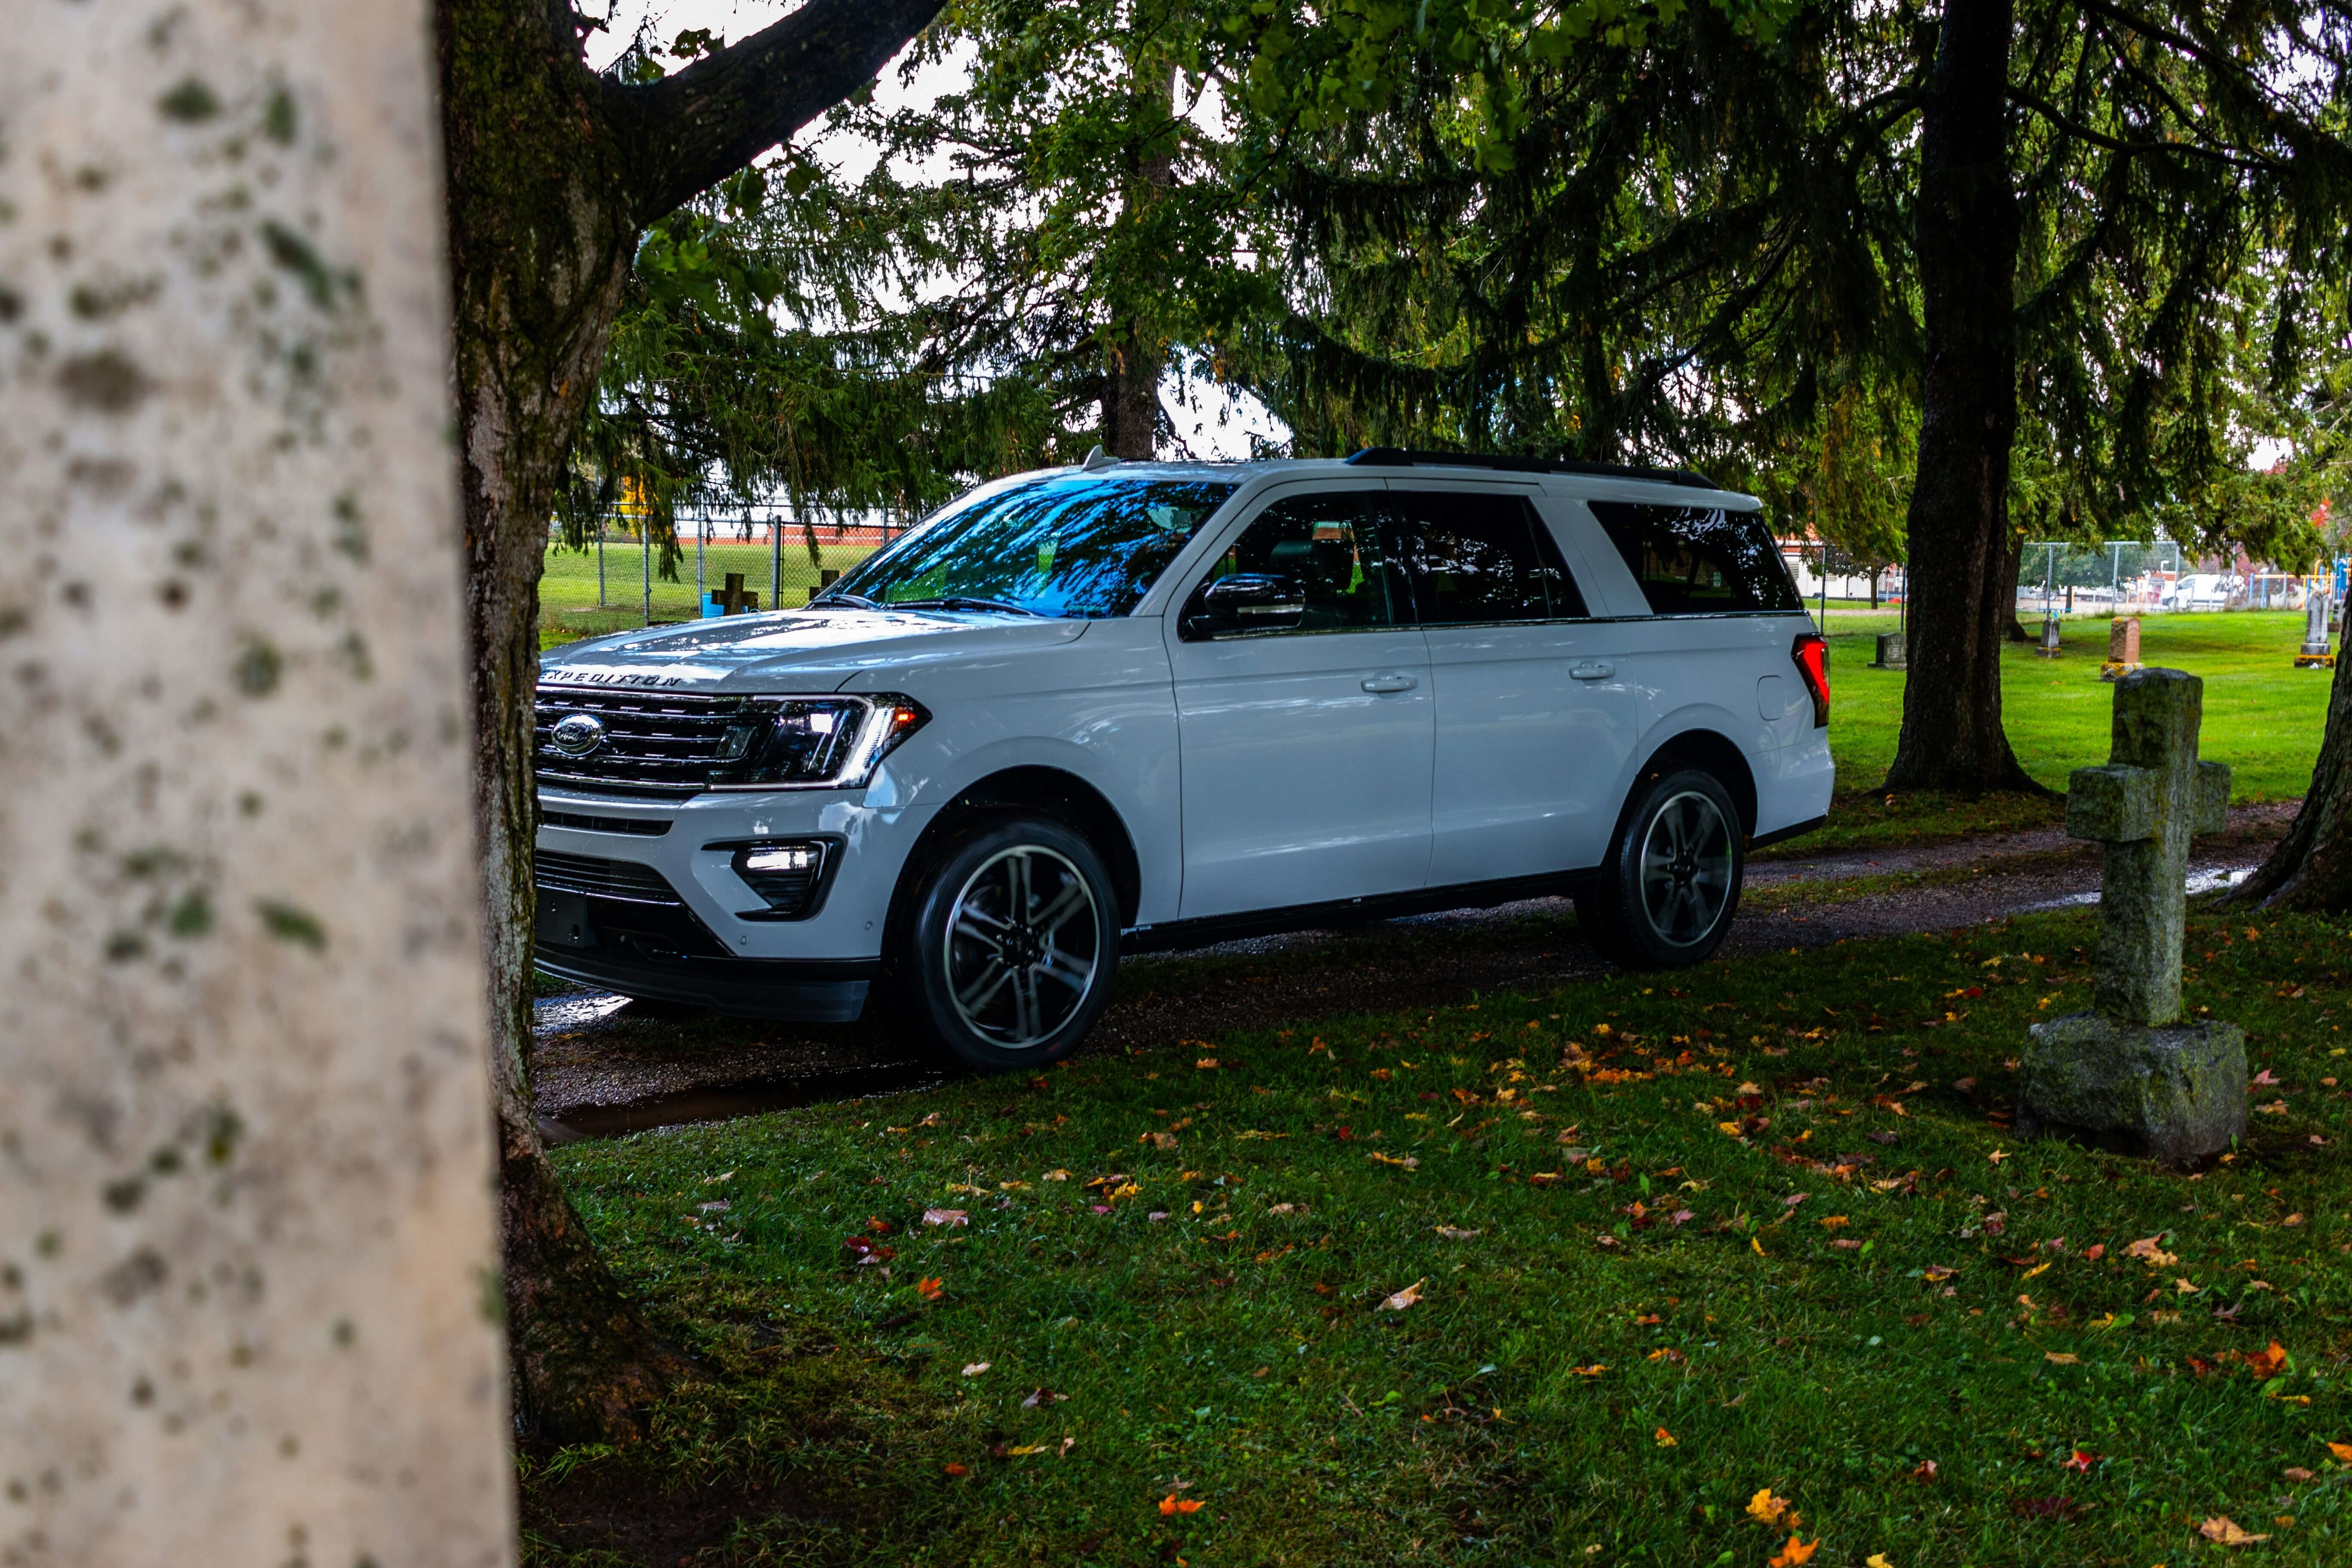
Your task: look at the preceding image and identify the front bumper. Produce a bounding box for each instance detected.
[532,782,928,1018]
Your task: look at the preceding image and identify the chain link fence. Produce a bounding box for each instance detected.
[541,508,911,642]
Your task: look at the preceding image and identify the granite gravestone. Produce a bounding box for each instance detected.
[2101,616,2142,682]
[2016,669,2244,1164]
[2296,589,2334,669]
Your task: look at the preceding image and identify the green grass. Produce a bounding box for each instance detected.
[540,536,878,647]
[1783,610,2332,856]
[533,906,2352,1566]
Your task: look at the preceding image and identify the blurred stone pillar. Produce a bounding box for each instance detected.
[0,3,513,1565]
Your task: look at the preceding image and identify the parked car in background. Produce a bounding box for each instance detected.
[2159,573,2240,611]
[530,450,1834,1069]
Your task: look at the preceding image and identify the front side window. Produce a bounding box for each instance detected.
[1589,500,1802,616]
[1186,490,1406,634]
[829,475,1237,619]
[1391,490,1588,623]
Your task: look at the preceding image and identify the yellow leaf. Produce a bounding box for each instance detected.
[1752,1236,1767,1256]
[1004,1443,1050,1456]
[1654,1426,1677,1447]
[2021,1261,2051,1280]
[1718,1121,1745,1136]
[1746,1488,1791,1526]
[2199,1515,2269,1545]
[1866,1556,1894,1568]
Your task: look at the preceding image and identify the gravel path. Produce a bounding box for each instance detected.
[530,801,2301,1137]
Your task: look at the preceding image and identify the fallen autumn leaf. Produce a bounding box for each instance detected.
[2199,1515,2269,1545]
[1379,1279,1427,1311]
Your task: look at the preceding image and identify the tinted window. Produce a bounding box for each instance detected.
[832,475,1236,619]
[1191,491,1404,631]
[1588,500,1801,616]
[1392,491,1588,623]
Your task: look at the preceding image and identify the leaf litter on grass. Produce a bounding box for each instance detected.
[537,903,2352,1566]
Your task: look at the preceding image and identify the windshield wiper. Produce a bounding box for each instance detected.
[890,596,1041,617]
[807,589,880,610]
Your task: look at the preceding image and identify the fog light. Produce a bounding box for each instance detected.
[732,839,829,917]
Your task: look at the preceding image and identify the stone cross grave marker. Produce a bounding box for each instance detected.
[2018,668,2244,1164]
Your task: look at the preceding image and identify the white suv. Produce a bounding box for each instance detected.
[532,450,1833,1069]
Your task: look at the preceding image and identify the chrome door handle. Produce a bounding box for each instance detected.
[1570,661,1615,681]
[1360,673,1418,694]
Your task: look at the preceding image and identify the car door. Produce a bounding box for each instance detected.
[1166,485,1433,919]
[1391,483,1635,885]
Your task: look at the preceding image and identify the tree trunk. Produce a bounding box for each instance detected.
[1881,0,2040,795]
[441,0,690,1446]
[1998,531,2032,641]
[436,0,946,1443]
[1101,64,1180,459]
[2228,646,2352,908]
[4,2,512,1556]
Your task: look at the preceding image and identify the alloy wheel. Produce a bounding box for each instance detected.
[1637,789,1734,948]
[942,844,1102,1048]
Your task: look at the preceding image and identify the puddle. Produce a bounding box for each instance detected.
[535,990,633,1035]
[538,1058,944,1142]
[2024,864,2256,913]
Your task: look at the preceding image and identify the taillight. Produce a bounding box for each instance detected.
[1791,633,1830,726]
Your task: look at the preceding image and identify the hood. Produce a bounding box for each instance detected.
[537,607,1090,692]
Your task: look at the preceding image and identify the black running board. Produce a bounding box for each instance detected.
[1121,867,1602,956]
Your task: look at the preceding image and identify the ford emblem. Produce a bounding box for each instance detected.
[549,712,607,758]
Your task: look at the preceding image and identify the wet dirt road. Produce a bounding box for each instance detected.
[531,802,2300,1141]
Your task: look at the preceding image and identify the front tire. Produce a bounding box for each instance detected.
[1575,769,1743,968]
[889,816,1119,1071]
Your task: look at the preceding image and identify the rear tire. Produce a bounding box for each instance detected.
[1574,768,1743,969]
[885,815,1120,1071]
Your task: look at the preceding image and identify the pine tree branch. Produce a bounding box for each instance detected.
[619,0,946,223]
[2006,83,2278,172]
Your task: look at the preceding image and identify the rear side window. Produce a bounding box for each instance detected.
[1391,490,1589,623]
[1588,500,1801,616]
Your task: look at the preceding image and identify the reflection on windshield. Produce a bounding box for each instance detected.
[830,476,1238,619]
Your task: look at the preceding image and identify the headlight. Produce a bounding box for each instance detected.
[704,694,928,790]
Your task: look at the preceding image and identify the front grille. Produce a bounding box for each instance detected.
[534,686,752,795]
[535,850,683,905]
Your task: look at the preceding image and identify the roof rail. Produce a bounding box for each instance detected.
[1343,446,1716,490]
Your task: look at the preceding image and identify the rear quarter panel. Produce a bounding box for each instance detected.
[1537,486,1833,839]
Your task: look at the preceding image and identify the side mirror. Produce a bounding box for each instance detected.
[1185,573,1305,639]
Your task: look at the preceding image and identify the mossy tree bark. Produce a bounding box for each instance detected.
[1882,0,2042,796]
[2229,649,2352,910]
[436,0,944,1443]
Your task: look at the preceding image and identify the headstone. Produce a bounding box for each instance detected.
[1870,631,1907,670]
[2018,670,2243,1164]
[2036,613,2064,658]
[2101,616,2143,682]
[2295,589,2334,669]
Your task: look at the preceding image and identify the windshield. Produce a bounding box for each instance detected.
[828,475,1238,619]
